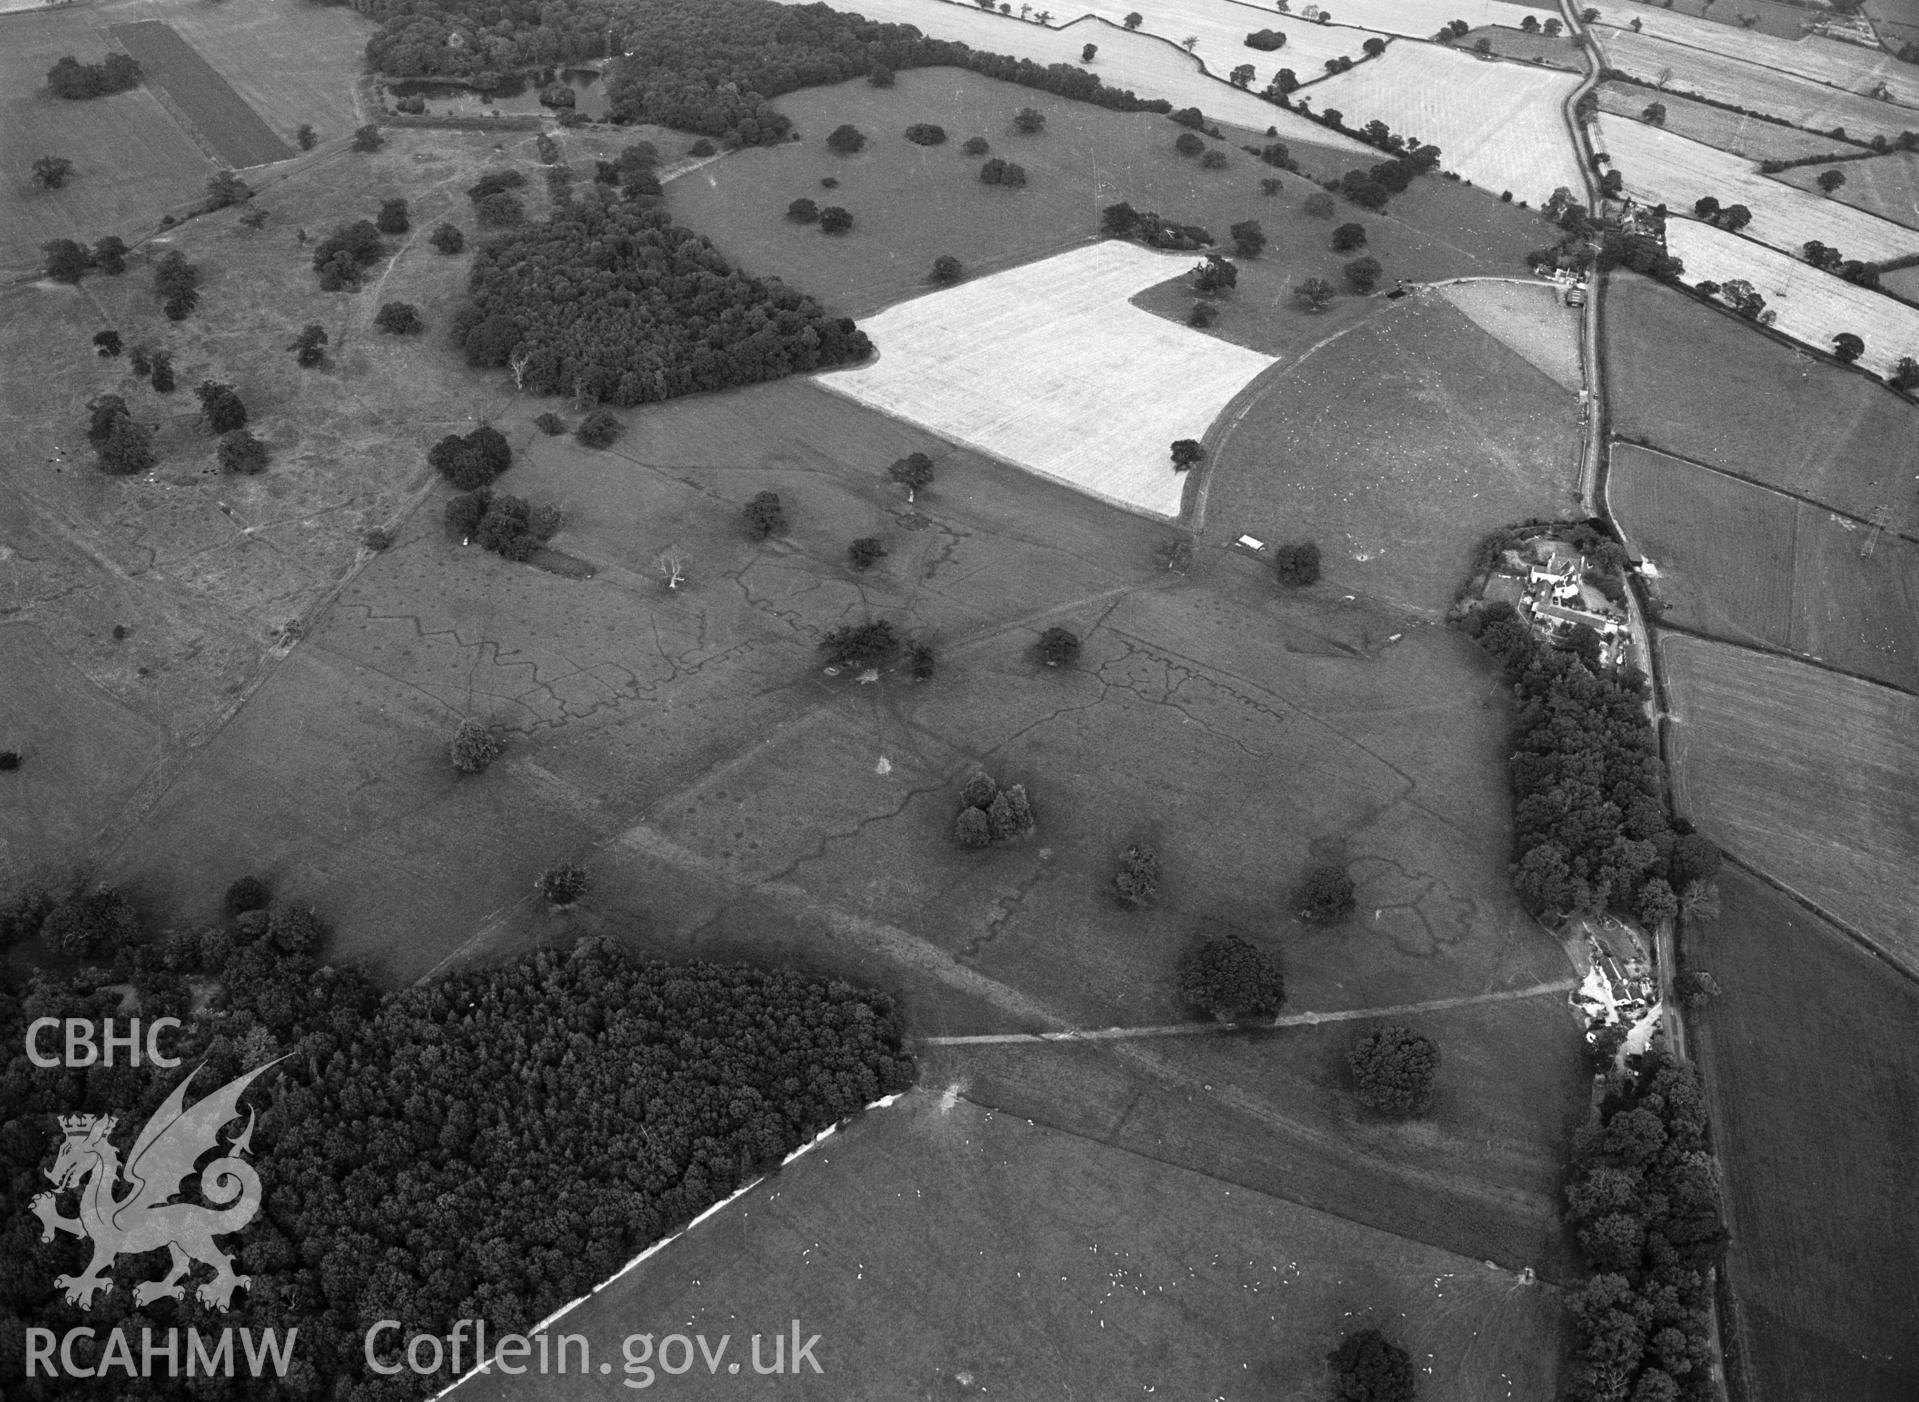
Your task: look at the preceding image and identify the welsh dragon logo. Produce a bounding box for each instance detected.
[31,1060,280,1312]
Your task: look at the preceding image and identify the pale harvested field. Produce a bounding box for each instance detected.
[816,241,1276,517]
[1775,150,1919,231]
[1600,30,1919,142]
[1662,633,1919,974]
[1307,43,1585,202]
[1597,80,1871,161]
[1256,0,1557,39]
[1586,1,1919,106]
[1060,0,1379,88]
[772,0,1371,148]
[1661,218,1919,376]
[1436,277,1583,391]
[1595,112,1918,262]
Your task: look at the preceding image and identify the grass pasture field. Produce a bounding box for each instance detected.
[1457,25,1586,69]
[1608,443,1919,691]
[1604,272,1919,529]
[1662,633,1919,972]
[767,0,1372,149]
[106,20,294,169]
[1659,219,1919,378]
[1598,30,1919,143]
[1585,0,1812,41]
[817,240,1276,517]
[1058,0,1386,93]
[1306,43,1585,202]
[1437,276,1583,390]
[1202,289,1583,610]
[1586,1,1919,105]
[0,7,214,270]
[1273,0,1558,38]
[459,1092,1570,1402]
[1596,80,1868,162]
[1773,149,1919,230]
[1688,869,1919,1402]
[1596,113,1918,262]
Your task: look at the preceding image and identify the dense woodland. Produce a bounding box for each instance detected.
[352,0,1173,144]
[0,885,914,1398]
[453,201,872,404]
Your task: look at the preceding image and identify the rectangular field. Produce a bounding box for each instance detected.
[1250,0,1558,38]
[1661,218,1919,379]
[0,8,213,269]
[1589,0,1813,41]
[1608,443,1919,691]
[1307,42,1585,203]
[107,20,293,168]
[1597,80,1867,161]
[772,0,1371,148]
[1457,25,1586,69]
[1595,112,1918,261]
[1689,869,1919,1402]
[1599,29,1919,142]
[816,240,1276,516]
[1662,633,1919,972]
[1773,150,1919,230]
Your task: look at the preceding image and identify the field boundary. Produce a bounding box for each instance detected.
[1655,617,1918,698]
[1716,853,1919,987]
[1609,437,1919,545]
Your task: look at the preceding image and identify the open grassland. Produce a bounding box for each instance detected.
[770,0,1371,148]
[97,0,375,145]
[1689,869,1919,1402]
[1437,276,1583,390]
[817,241,1276,517]
[0,623,164,871]
[1597,79,1868,161]
[1662,633,1919,971]
[1605,272,1919,529]
[1659,219,1919,378]
[1597,113,1917,261]
[1869,0,1919,51]
[1457,25,1585,69]
[1599,30,1919,142]
[665,69,1560,328]
[1590,0,1828,41]
[1587,0,1919,105]
[1774,149,1919,230]
[0,8,213,271]
[1203,290,1582,610]
[107,20,293,168]
[1057,0,1385,91]
[462,1093,1570,1401]
[1609,444,1919,691]
[1306,43,1586,202]
[1269,0,1557,38]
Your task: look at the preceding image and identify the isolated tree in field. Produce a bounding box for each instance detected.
[929,253,964,285]
[1343,256,1383,294]
[847,536,887,571]
[1716,202,1751,231]
[1013,106,1046,134]
[96,413,155,477]
[1170,438,1206,472]
[1521,13,1539,31]
[431,424,512,488]
[374,301,423,334]
[826,124,866,154]
[1261,176,1283,196]
[1303,191,1336,218]
[93,330,121,357]
[818,205,854,234]
[1543,16,1562,35]
[1124,10,1141,27]
[574,408,622,448]
[888,451,935,500]
[1363,35,1386,55]
[905,640,935,681]
[1174,130,1207,157]
[32,156,75,189]
[1816,167,1847,194]
[1350,1025,1440,1115]
[296,124,316,150]
[429,222,465,254]
[1891,356,1919,391]
[1178,934,1285,1021]
[450,717,501,773]
[217,428,269,475]
[1473,35,1492,54]
[375,197,410,234]
[1641,101,1667,126]
[652,546,688,590]
[92,235,127,274]
[239,207,269,231]
[42,239,89,283]
[289,324,329,368]
[1692,195,1721,221]
[1082,42,1098,62]
[743,490,786,540]
[1037,626,1080,667]
[1200,149,1228,170]
[1192,253,1237,294]
[147,350,176,393]
[1182,35,1199,51]
[1114,843,1161,907]
[351,124,384,153]
[822,619,900,673]
[963,135,991,156]
[904,123,947,146]
[196,380,247,434]
[537,862,589,907]
[1831,331,1865,363]
[1274,539,1321,584]
[786,196,821,224]
[1294,276,1336,311]
[979,159,1027,187]
[1230,63,1256,87]
[1331,221,1368,251]
[1230,219,1266,257]
[1326,1328,1417,1402]
[1101,201,1141,238]
[206,169,250,208]
[1298,865,1356,924]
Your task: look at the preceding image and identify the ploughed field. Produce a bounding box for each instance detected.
[107,21,294,168]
